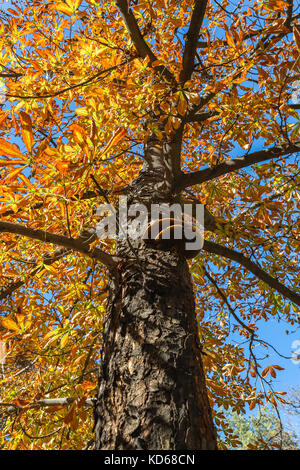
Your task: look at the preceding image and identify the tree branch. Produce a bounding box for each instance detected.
[186,109,220,124]
[115,0,175,84]
[203,266,256,337]
[184,12,300,119]
[0,221,118,269]
[178,141,300,189]
[202,240,300,307]
[0,248,70,301]
[0,398,95,414]
[180,0,209,84]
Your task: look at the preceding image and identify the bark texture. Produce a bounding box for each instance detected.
[95,243,217,450]
[94,134,217,450]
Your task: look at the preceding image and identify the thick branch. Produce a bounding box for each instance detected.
[0,221,118,269]
[186,109,220,124]
[203,240,300,307]
[178,141,300,189]
[0,248,69,301]
[0,398,95,413]
[116,0,175,84]
[180,0,208,84]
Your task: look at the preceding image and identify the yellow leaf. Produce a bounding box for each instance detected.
[66,0,83,10]
[69,123,87,146]
[43,264,58,275]
[99,127,127,157]
[44,329,60,341]
[75,107,89,117]
[60,333,69,349]
[177,93,187,116]
[19,111,34,153]
[51,2,73,16]
[1,318,20,332]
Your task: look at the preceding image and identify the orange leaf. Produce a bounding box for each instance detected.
[1,318,20,332]
[19,111,34,153]
[0,159,25,167]
[0,138,25,159]
[60,332,69,349]
[249,400,256,411]
[261,366,270,378]
[81,381,96,392]
[226,30,235,48]
[0,111,8,127]
[69,123,87,146]
[99,127,126,157]
[55,160,70,175]
[51,2,73,16]
[177,93,187,116]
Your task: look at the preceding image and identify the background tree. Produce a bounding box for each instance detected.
[0,0,299,450]
[222,404,299,450]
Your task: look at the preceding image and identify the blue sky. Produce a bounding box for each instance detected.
[0,0,299,442]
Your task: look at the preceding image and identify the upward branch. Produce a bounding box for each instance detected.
[0,221,118,269]
[180,0,209,84]
[203,240,300,307]
[178,141,300,189]
[115,0,175,84]
[0,247,69,301]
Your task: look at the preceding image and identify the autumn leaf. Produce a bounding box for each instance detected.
[19,111,34,153]
[51,2,73,16]
[177,92,187,116]
[1,318,20,332]
[0,138,25,159]
[0,111,8,127]
[99,127,127,157]
[261,366,270,378]
[81,381,96,392]
[66,0,83,11]
[1,0,300,452]
[60,332,69,349]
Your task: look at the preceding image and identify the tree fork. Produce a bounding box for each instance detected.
[94,136,217,449]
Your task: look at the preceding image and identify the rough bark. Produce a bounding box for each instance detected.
[94,134,217,450]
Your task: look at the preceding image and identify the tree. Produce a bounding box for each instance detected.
[223,405,299,450]
[0,0,299,450]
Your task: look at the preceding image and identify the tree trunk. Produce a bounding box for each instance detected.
[94,135,218,450]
